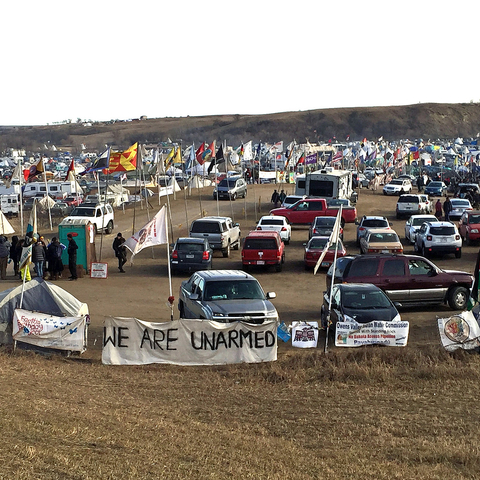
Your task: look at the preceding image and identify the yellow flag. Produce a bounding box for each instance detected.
[164,148,175,170]
[173,146,183,164]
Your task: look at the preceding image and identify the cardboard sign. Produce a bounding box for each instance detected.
[90,262,108,279]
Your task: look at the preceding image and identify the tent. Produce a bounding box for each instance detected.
[0,211,14,235]
[0,279,89,345]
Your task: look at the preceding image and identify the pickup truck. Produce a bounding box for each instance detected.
[189,216,241,258]
[270,198,357,226]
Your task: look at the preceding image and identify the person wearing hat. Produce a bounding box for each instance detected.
[66,233,78,280]
[112,233,127,273]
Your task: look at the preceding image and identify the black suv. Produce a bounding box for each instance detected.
[326,254,473,310]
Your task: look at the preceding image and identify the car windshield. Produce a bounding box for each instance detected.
[70,207,95,217]
[362,219,388,228]
[412,217,433,226]
[177,243,204,252]
[204,280,265,301]
[368,233,399,243]
[342,289,392,309]
[389,180,403,185]
[430,226,455,235]
[315,217,335,226]
[309,238,340,250]
[260,219,284,226]
[191,222,221,233]
[428,182,442,187]
[218,179,237,187]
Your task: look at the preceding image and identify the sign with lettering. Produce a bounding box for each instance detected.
[335,321,409,347]
[13,309,87,352]
[90,262,108,279]
[102,317,277,365]
[291,321,318,348]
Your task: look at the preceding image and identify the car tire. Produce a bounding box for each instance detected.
[383,191,387,196]
[179,302,185,318]
[222,243,230,258]
[466,233,471,246]
[231,193,237,201]
[106,220,113,234]
[421,244,428,257]
[275,262,282,272]
[455,249,462,259]
[233,239,240,250]
[448,286,468,310]
[285,238,290,245]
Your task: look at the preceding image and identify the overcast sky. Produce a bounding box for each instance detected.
[3,0,479,126]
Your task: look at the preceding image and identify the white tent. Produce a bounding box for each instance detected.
[0,212,14,235]
[188,176,214,188]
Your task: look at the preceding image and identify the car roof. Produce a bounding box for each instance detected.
[194,270,256,281]
[408,214,437,219]
[361,215,387,220]
[196,216,232,222]
[366,228,398,235]
[425,221,455,227]
[259,215,286,221]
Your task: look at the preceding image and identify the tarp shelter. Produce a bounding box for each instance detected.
[0,211,14,235]
[187,176,214,188]
[0,279,89,345]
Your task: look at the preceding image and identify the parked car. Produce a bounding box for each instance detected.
[189,216,241,257]
[448,198,472,222]
[326,254,473,310]
[304,236,346,270]
[64,196,83,207]
[50,202,72,216]
[383,178,412,196]
[458,210,480,245]
[256,215,291,244]
[178,270,278,323]
[356,215,391,245]
[360,228,403,255]
[170,237,212,274]
[241,231,285,272]
[280,195,306,208]
[63,202,114,234]
[321,283,401,328]
[213,176,247,200]
[396,194,430,218]
[397,174,417,186]
[309,216,344,240]
[424,181,448,197]
[414,221,462,258]
[404,214,438,244]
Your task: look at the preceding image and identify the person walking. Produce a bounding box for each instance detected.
[32,239,46,278]
[112,233,127,273]
[271,189,280,208]
[443,196,452,222]
[67,233,78,280]
[435,199,443,219]
[10,235,19,277]
[279,190,286,205]
[0,236,11,280]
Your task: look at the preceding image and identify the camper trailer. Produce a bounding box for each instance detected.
[0,194,19,217]
[295,168,357,203]
[22,181,82,200]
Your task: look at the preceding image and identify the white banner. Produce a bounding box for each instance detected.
[291,321,319,348]
[258,171,276,179]
[125,206,167,256]
[102,317,277,366]
[13,308,87,352]
[438,311,480,351]
[335,321,409,347]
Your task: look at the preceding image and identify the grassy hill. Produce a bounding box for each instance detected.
[2,102,480,154]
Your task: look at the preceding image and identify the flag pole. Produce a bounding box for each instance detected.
[164,193,174,322]
[19,156,24,236]
[42,157,53,231]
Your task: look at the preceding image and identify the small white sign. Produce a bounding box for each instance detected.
[90,262,108,279]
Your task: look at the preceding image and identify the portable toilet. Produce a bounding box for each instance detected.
[58,218,97,274]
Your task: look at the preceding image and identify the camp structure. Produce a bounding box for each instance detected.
[0,279,89,348]
[0,211,14,235]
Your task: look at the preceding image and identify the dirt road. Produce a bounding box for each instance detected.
[4,183,477,359]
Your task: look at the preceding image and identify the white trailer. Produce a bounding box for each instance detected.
[0,194,19,216]
[22,181,83,199]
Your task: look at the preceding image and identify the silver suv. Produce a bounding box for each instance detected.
[213,176,247,200]
[414,221,462,258]
[178,270,278,323]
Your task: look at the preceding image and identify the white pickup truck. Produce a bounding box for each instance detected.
[189,216,241,258]
[62,202,115,234]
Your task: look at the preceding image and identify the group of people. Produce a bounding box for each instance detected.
[271,189,287,208]
[435,197,455,221]
[0,232,79,282]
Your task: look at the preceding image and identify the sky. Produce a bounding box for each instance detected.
[2,0,479,126]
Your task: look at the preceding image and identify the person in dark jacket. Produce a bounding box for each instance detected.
[0,236,11,280]
[443,197,453,221]
[67,233,78,280]
[46,237,64,280]
[112,233,127,273]
[10,235,19,277]
[32,240,46,278]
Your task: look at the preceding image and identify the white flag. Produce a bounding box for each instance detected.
[313,206,343,275]
[125,206,167,257]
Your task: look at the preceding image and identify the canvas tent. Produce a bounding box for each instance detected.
[0,211,14,235]
[0,279,89,345]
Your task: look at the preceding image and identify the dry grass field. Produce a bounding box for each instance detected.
[1,183,480,479]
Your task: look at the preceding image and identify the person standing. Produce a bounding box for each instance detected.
[435,199,443,219]
[10,235,19,277]
[32,239,46,278]
[0,236,11,280]
[112,233,127,273]
[279,190,286,205]
[271,189,280,208]
[46,237,64,280]
[67,233,78,280]
[443,196,452,222]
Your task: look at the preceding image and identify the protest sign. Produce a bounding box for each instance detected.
[335,321,409,347]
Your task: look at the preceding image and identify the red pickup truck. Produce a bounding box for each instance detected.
[270,198,357,225]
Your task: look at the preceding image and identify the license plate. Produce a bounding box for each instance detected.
[186,255,194,258]
[257,260,265,265]
[321,261,329,267]
[382,250,389,254]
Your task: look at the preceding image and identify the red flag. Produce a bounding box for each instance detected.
[202,141,215,164]
[108,143,138,173]
[195,142,205,165]
[295,152,305,167]
[65,159,75,181]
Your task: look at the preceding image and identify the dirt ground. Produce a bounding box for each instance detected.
[3,182,476,360]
